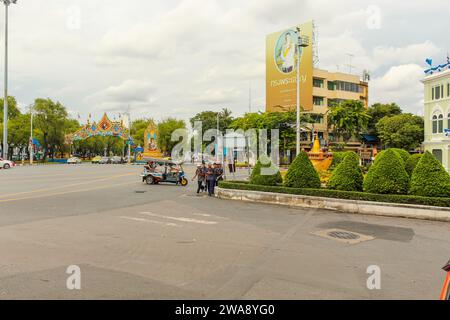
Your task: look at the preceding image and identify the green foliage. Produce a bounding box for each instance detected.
[219,181,450,208]
[331,151,352,169]
[130,119,152,148]
[410,151,450,197]
[0,96,21,121]
[327,100,371,143]
[367,103,402,135]
[405,154,423,176]
[328,152,363,191]
[190,108,234,137]
[376,114,424,150]
[363,149,409,195]
[389,148,410,164]
[284,151,321,188]
[250,157,282,186]
[157,118,186,155]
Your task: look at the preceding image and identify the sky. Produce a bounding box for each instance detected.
[1,0,449,123]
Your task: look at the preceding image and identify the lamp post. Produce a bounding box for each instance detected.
[29,104,33,165]
[295,27,309,156]
[2,0,16,160]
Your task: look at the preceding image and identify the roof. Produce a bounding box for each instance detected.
[361,134,378,143]
[444,260,450,272]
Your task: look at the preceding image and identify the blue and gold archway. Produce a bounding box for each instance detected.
[69,113,129,142]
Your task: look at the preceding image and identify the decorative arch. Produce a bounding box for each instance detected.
[68,113,129,143]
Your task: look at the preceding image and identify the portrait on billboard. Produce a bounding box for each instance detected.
[274,30,299,74]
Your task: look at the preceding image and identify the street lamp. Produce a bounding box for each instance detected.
[2,0,17,160]
[29,104,34,165]
[295,27,310,156]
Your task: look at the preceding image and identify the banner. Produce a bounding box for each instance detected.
[266,21,313,112]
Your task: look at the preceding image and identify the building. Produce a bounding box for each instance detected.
[422,59,450,172]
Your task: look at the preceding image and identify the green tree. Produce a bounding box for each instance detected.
[130,119,151,148]
[367,103,402,135]
[0,96,21,121]
[376,114,424,150]
[327,100,371,143]
[328,152,363,191]
[250,157,283,186]
[190,108,234,138]
[157,118,186,156]
[409,151,450,197]
[284,151,321,189]
[363,149,409,195]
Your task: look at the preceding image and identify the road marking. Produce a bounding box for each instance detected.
[0,173,136,199]
[139,212,218,225]
[0,181,137,203]
[119,216,180,227]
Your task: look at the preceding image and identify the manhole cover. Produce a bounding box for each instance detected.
[312,228,374,245]
[327,231,360,240]
[135,191,147,194]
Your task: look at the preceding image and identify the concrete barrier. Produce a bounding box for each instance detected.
[217,187,450,222]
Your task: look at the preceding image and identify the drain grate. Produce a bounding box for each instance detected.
[327,231,360,240]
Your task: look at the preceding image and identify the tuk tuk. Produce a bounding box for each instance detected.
[440,260,450,300]
[141,158,188,187]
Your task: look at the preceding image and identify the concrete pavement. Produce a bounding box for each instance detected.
[0,164,448,299]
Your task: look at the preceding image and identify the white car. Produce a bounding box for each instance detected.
[0,158,15,169]
[67,157,82,164]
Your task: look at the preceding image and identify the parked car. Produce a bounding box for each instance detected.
[110,156,124,164]
[67,157,82,164]
[91,156,102,164]
[99,157,111,164]
[0,158,16,169]
[440,260,450,300]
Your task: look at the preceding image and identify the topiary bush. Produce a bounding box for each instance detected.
[330,151,352,170]
[284,151,321,189]
[328,152,363,191]
[363,149,409,194]
[250,157,282,186]
[405,154,423,176]
[409,151,450,197]
[389,148,411,164]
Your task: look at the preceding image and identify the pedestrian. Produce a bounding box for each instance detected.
[192,164,206,194]
[214,163,224,187]
[206,163,216,196]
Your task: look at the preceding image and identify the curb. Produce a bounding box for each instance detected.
[216,187,450,223]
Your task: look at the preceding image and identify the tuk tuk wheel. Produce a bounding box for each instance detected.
[145,176,155,185]
[180,178,188,187]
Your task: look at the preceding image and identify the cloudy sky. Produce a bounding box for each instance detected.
[1,0,449,123]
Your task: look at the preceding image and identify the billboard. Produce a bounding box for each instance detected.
[266,21,313,112]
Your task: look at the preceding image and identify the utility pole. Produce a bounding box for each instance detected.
[29,105,33,165]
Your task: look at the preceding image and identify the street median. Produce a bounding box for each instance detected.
[217,181,450,222]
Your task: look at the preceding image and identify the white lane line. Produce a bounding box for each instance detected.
[119,216,181,227]
[193,213,229,220]
[139,212,218,225]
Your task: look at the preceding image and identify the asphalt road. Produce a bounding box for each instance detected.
[0,164,448,300]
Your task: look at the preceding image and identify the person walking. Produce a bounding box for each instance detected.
[214,163,224,187]
[192,164,206,194]
[206,163,216,197]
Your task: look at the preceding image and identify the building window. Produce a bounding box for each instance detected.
[313,96,324,106]
[432,84,445,100]
[313,78,324,88]
[432,149,443,164]
[432,115,438,133]
[335,81,360,93]
[439,114,444,132]
[327,81,335,91]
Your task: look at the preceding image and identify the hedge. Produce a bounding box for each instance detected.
[405,154,422,176]
[410,151,450,197]
[363,149,409,194]
[284,151,321,189]
[218,181,450,208]
[330,151,352,169]
[389,148,411,164]
[250,158,282,186]
[328,152,363,191]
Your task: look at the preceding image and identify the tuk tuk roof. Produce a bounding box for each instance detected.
[142,157,182,166]
[444,260,450,272]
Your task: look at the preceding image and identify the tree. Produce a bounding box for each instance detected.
[376,114,424,150]
[328,152,363,191]
[0,96,21,121]
[367,103,402,135]
[157,118,186,156]
[363,149,409,195]
[327,100,371,143]
[409,151,450,197]
[284,151,321,189]
[130,119,152,147]
[190,108,234,137]
[33,98,69,160]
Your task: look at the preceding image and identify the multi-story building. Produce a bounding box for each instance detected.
[310,68,369,142]
[422,60,450,172]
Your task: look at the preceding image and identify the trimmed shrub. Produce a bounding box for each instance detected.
[219,181,450,208]
[284,151,321,189]
[405,154,423,176]
[363,149,409,194]
[390,148,411,164]
[331,151,352,169]
[328,152,363,191]
[410,151,450,197]
[250,157,282,186]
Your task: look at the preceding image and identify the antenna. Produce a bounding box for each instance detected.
[248,81,252,113]
[345,53,355,74]
[312,20,319,68]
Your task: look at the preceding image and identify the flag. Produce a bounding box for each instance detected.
[426,58,433,67]
[447,52,449,64]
